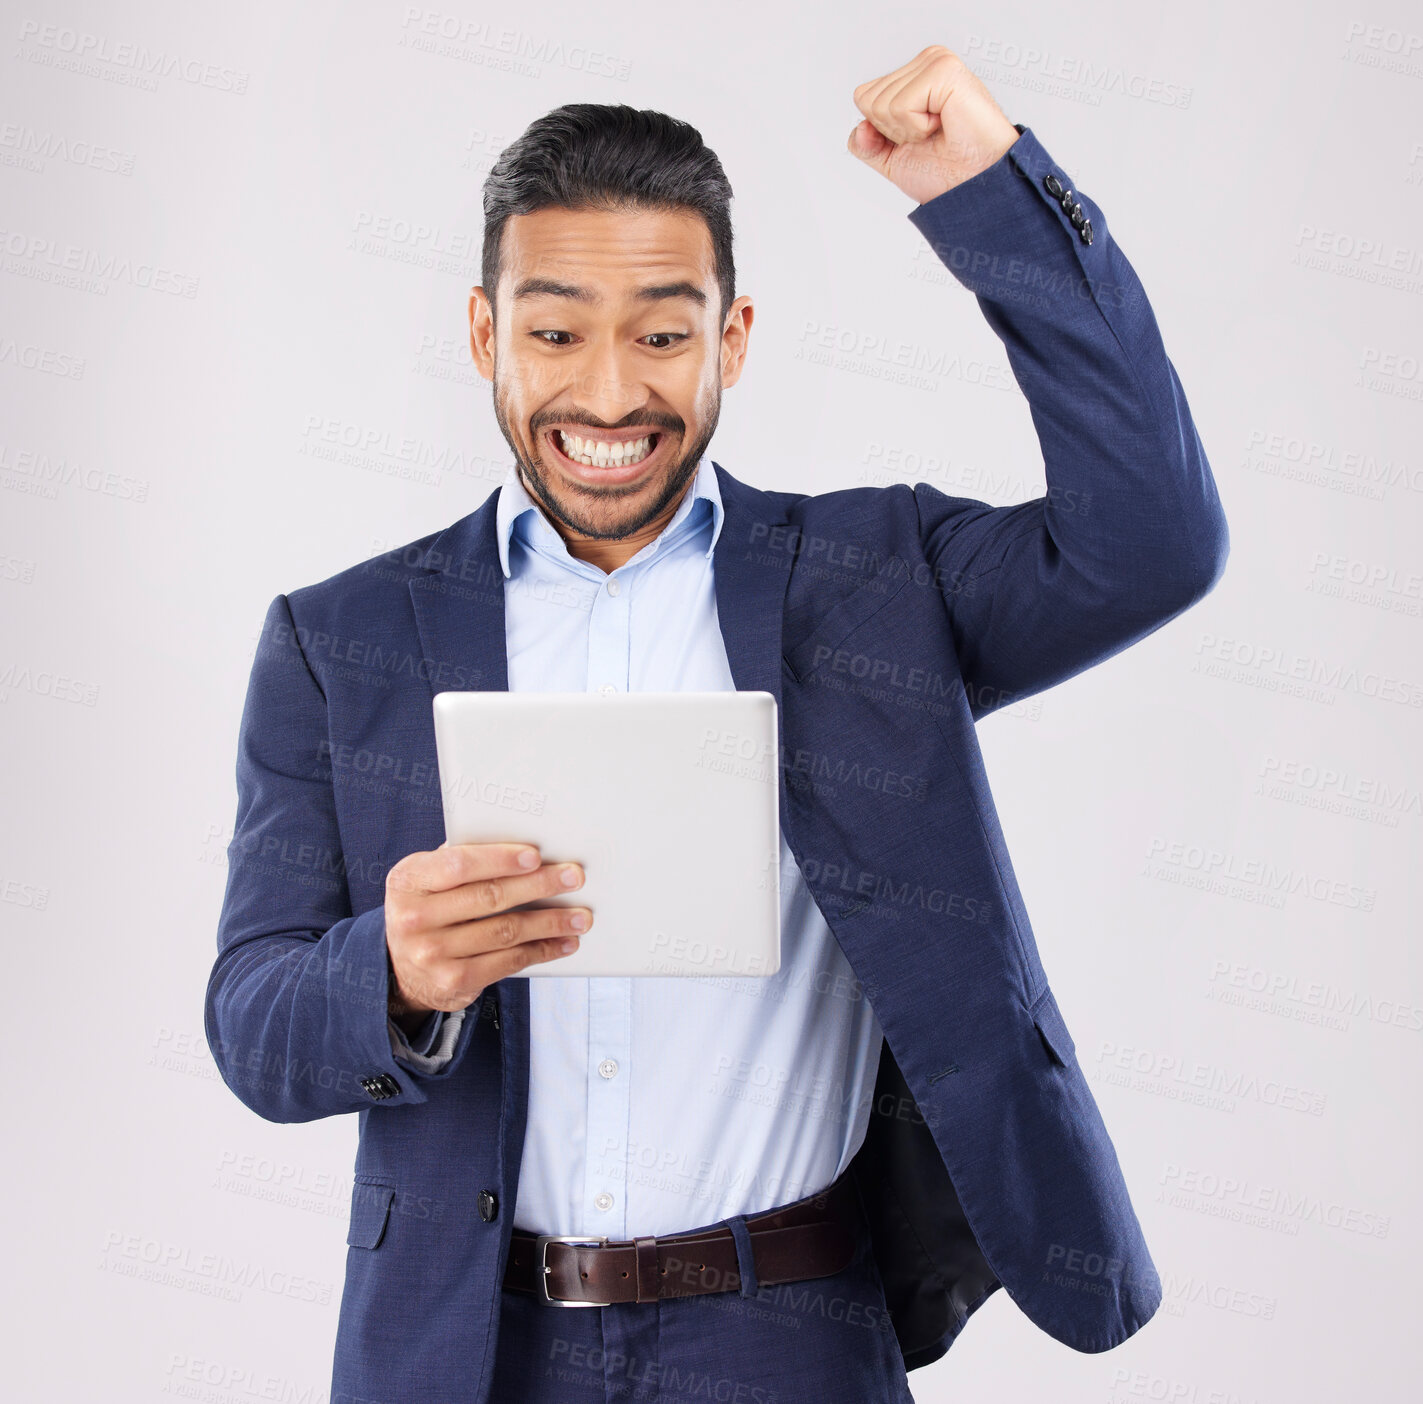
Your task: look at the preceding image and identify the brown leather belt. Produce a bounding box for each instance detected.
[502,1171,863,1306]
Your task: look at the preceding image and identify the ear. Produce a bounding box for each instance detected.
[468,287,495,381]
[720,295,754,389]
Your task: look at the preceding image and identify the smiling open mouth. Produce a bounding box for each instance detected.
[543,426,670,482]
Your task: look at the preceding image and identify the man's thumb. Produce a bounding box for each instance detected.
[847,118,894,173]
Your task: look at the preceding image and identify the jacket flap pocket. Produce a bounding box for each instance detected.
[783,555,911,683]
[1029,987,1077,1068]
[347,1178,396,1249]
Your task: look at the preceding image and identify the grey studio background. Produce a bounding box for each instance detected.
[2,0,1419,1399]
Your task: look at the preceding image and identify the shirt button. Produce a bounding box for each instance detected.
[598,1058,619,1079]
[594,1192,614,1211]
[606,579,621,596]
[599,683,617,696]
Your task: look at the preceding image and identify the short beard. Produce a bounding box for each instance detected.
[493,379,720,543]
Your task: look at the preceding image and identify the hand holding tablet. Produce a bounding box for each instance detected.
[384,840,592,1022]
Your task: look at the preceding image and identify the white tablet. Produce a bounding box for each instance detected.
[431,690,782,978]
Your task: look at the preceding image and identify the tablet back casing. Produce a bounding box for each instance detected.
[431,691,781,977]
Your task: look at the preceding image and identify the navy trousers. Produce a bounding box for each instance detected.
[488,1177,916,1403]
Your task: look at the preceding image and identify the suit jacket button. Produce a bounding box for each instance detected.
[1080,220,1094,245]
[360,1074,399,1101]
[1044,173,1064,198]
[478,1189,498,1221]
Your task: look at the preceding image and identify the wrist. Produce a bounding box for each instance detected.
[385,946,434,1024]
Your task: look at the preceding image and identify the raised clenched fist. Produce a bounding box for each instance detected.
[848,45,1020,205]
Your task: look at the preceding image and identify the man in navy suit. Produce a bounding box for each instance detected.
[207,45,1228,1403]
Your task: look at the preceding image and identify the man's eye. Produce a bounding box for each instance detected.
[642,333,689,350]
[531,330,574,346]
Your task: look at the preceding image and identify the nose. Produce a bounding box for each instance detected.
[564,340,657,427]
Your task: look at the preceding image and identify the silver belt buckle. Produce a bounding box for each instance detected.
[535,1234,611,1306]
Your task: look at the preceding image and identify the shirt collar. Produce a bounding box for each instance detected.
[495,453,724,579]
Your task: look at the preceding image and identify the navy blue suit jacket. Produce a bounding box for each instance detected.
[206,125,1228,1400]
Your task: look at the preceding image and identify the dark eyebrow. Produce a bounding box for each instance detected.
[512,277,706,308]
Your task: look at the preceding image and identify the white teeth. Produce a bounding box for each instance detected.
[555,430,657,468]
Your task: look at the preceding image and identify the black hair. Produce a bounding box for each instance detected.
[481,103,736,325]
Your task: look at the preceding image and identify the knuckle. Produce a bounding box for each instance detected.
[388,905,421,939]
[480,877,505,912]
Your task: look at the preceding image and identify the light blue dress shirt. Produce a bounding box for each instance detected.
[388,455,885,1239]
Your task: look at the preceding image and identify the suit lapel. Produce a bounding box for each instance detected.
[710,461,791,711]
[407,494,509,697]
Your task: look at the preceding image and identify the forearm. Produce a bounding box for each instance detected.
[206,904,405,1121]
